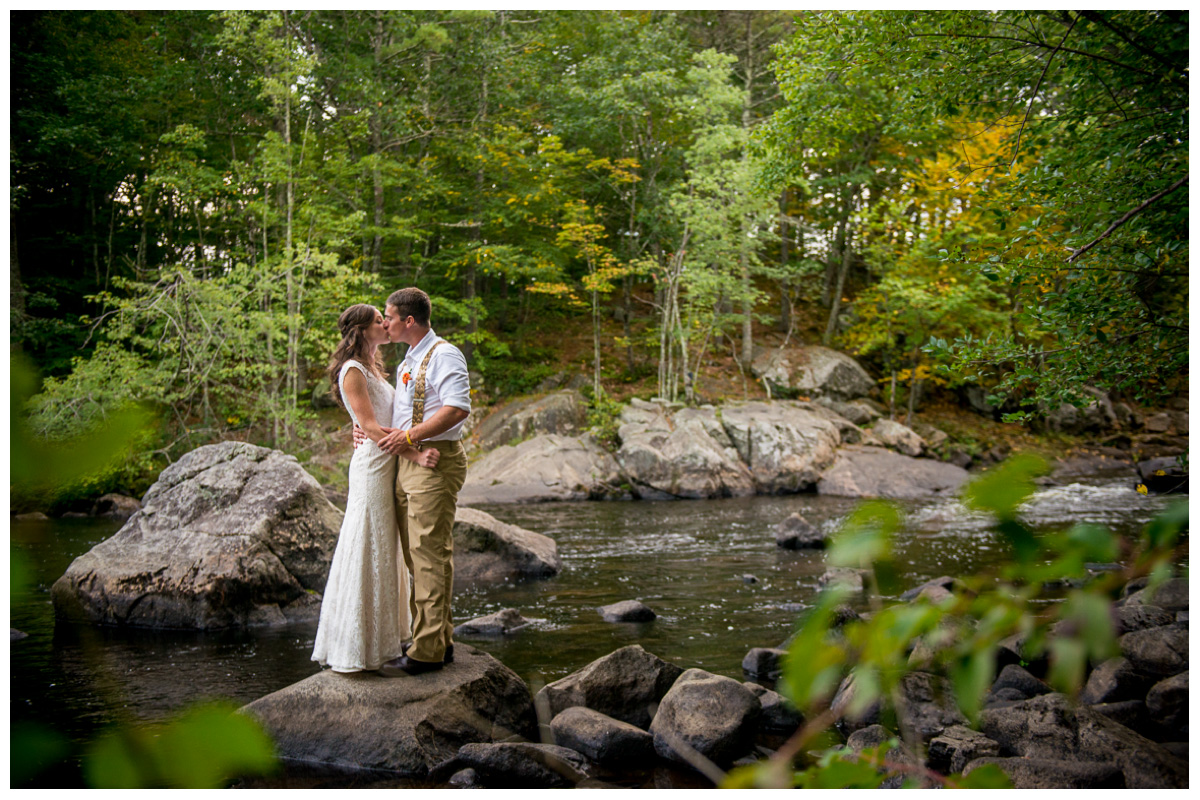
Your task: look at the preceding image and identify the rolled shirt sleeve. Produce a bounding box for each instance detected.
[434,346,471,415]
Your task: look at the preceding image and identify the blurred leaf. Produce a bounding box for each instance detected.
[1143,501,1187,551]
[11,723,72,786]
[995,519,1039,564]
[948,763,1012,788]
[1046,636,1087,695]
[84,702,276,788]
[11,546,34,598]
[949,646,995,724]
[797,751,887,789]
[722,758,792,789]
[828,501,901,568]
[1062,523,1119,563]
[963,453,1047,520]
[780,585,850,708]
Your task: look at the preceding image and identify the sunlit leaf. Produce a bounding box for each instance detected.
[10,723,72,786]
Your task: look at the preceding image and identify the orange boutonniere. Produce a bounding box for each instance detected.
[401,370,412,387]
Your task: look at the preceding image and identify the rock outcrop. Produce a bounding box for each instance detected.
[750,345,875,400]
[719,402,842,493]
[452,507,560,589]
[474,390,589,452]
[458,434,627,504]
[52,442,340,629]
[241,645,537,776]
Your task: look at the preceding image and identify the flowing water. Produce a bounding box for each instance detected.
[9,476,1183,787]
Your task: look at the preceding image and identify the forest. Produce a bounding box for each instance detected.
[11,10,1190,503]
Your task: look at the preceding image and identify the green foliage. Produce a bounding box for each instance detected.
[585,391,625,452]
[83,702,276,788]
[729,454,1186,789]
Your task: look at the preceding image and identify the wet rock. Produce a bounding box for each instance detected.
[1115,604,1175,634]
[774,512,826,549]
[449,743,589,788]
[819,567,870,592]
[1122,578,1188,613]
[927,725,1001,774]
[979,693,1187,788]
[817,446,969,499]
[454,608,531,637]
[844,724,920,788]
[534,645,683,730]
[750,345,875,401]
[475,390,588,452]
[742,574,758,584]
[51,442,340,629]
[1120,623,1189,678]
[616,401,755,499]
[61,512,89,518]
[13,512,50,521]
[1080,658,1153,705]
[1145,671,1188,734]
[241,645,537,776]
[743,683,804,733]
[11,629,28,642]
[833,671,967,741]
[991,664,1052,699]
[549,706,655,768]
[91,493,142,521]
[719,402,842,493]
[458,434,627,504]
[870,419,925,457]
[448,768,480,787]
[742,647,787,679]
[452,507,561,589]
[963,757,1124,789]
[649,669,762,768]
[899,576,957,602]
[598,600,655,623]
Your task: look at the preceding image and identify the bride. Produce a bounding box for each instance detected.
[312,303,439,673]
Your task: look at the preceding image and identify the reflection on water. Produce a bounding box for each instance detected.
[9,477,1180,787]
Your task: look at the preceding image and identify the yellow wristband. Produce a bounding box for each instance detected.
[405,430,415,446]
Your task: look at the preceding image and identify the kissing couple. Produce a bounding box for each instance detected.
[311,287,471,677]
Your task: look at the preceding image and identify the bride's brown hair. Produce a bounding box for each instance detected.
[328,304,388,410]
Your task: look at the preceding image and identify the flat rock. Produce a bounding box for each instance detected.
[458,434,627,504]
[927,725,1001,774]
[51,442,340,629]
[446,742,589,788]
[649,668,761,768]
[597,600,655,622]
[979,692,1187,788]
[452,507,560,589]
[13,512,50,521]
[549,706,655,768]
[241,645,537,776]
[535,645,683,730]
[454,608,531,637]
[817,446,968,499]
[899,576,958,602]
[964,757,1125,789]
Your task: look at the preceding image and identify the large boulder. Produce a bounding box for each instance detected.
[241,644,537,776]
[979,692,1188,788]
[1041,386,1119,434]
[458,434,627,504]
[615,401,754,499]
[649,668,762,768]
[719,401,842,493]
[817,446,969,499]
[51,442,340,629]
[963,757,1125,789]
[869,419,925,457]
[1119,623,1189,678]
[534,645,684,730]
[750,345,874,401]
[452,507,560,589]
[775,512,827,549]
[474,390,589,452]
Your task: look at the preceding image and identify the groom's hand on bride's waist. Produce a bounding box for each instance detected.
[376,427,410,456]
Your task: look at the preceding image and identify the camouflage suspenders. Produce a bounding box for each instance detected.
[410,340,446,425]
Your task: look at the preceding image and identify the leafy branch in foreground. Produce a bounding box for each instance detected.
[724,453,1187,789]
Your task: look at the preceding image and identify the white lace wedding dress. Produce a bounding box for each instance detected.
[311,360,410,672]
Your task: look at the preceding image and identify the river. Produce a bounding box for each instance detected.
[9,475,1181,787]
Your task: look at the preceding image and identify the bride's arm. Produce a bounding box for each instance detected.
[342,369,389,443]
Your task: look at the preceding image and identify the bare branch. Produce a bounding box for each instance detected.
[1010,14,1077,168]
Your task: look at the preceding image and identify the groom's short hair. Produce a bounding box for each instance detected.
[387,287,431,325]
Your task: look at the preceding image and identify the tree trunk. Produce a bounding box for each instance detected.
[823,188,854,346]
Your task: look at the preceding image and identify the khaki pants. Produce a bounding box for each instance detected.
[395,440,467,663]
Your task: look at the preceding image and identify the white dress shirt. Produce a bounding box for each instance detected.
[393,329,471,441]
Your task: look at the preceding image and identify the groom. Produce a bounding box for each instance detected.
[359,287,470,676]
